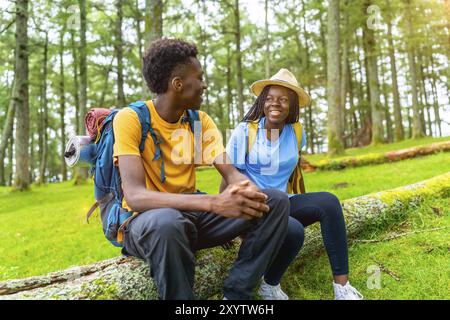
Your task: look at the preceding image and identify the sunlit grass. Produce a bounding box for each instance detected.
[284,197,450,300]
[305,135,450,164]
[0,150,449,282]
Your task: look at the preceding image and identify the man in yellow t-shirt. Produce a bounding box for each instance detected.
[113,38,289,300]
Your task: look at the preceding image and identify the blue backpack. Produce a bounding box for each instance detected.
[85,100,200,247]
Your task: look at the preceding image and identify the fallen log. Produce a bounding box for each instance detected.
[302,140,450,171]
[1,172,449,300]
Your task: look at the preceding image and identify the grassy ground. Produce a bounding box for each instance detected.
[0,139,449,299]
[283,196,450,300]
[305,135,450,164]
[200,151,450,200]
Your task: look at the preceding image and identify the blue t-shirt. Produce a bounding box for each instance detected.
[226,117,306,194]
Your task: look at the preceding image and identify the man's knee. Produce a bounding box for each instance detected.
[132,208,189,239]
[262,188,290,211]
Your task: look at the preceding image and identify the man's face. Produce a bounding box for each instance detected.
[178,57,207,110]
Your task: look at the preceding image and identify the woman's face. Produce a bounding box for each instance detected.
[263,85,291,126]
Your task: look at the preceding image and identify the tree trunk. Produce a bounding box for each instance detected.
[99,58,114,108]
[199,0,211,115]
[71,30,80,134]
[363,0,383,145]
[326,0,344,156]
[381,61,393,143]
[417,53,432,136]
[307,141,450,170]
[115,0,126,108]
[38,33,49,185]
[76,0,89,183]
[301,0,314,153]
[429,55,442,137]
[59,29,67,181]
[405,0,424,139]
[353,29,372,147]
[13,0,30,191]
[144,0,163,48]
[264,0,270,78]
[0,79,16,186]
[8,133,14,186]
[234,0,244,121]
[134,0,146,98]
[340,2,350,148]
[386,1,404,141]
[226,42,233,129]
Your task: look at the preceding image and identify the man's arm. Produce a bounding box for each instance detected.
[118,155,269,219]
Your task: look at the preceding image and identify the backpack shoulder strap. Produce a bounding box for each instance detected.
[186,109,200,131]
[129,100,165,183]
[247,121,259,155]
[292,122,303,154]
[185,110,202,164]
[128,101,151,153]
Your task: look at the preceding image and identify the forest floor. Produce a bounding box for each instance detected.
[305,135,450,164]
[0,136,449,299]
[282,196,449,300]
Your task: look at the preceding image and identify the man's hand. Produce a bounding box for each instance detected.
[230,180,267,201]
[211,181,269,220]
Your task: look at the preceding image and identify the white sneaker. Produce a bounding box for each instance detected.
[258,278,289,300]
[333,281,364,300]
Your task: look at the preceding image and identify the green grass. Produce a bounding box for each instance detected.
[198,151,450,201]
[305,135,450,164]
[283,196,450,300]
[0,149,449,284]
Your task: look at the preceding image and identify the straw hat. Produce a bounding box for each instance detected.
[250,68,311,108]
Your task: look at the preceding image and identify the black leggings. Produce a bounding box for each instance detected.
[264,192,349,285]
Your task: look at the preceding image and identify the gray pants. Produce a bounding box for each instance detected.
[121,188,290,300]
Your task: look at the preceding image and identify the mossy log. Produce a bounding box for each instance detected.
[1,172,449,300]
[302,141,450,171]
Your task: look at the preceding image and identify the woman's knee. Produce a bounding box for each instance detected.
[317,192,344,220]
[285,217,305,248]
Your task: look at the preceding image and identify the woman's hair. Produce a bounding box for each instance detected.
[242,85,300,123]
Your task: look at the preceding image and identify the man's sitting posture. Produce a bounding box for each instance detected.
[113,38,289,300]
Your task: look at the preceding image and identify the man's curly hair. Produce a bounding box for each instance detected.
[142,38,198,94]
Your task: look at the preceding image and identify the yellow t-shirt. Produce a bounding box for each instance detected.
[113,100,225,210]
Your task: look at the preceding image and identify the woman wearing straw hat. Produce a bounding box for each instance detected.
[223,68,363,300]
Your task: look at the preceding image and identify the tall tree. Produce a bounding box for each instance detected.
[76,0,89,183]
[326,0,344,155]
[144,0,163,47]
[404,0,424,138]
[132,0,146,97]
[340,0,350,147]
[70,30,80,134]
[363,0,384,145]
[385,0,404,141]
[115,0,126,107]
[234,0,244,120]
[38,32,49,185]
[59,28,67,181]
[264,0,270,78]
[0,79,15,185]
[13,0,30,191]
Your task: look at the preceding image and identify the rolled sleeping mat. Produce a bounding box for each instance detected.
[64,135,97,167]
